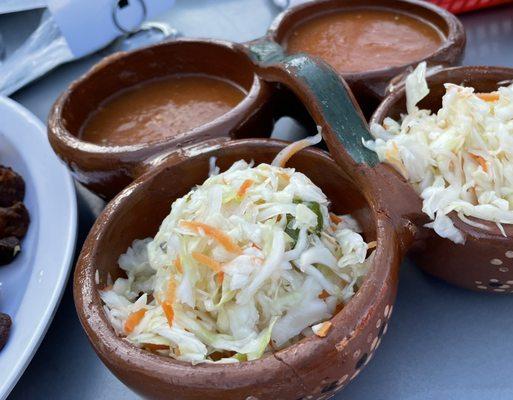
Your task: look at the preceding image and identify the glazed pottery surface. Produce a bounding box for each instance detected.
[371,66,513,292]
[47,4,507,400]
[75,139,402,400]
[48,1,466,200]
[269,0,466,116]
[70,38,422,399]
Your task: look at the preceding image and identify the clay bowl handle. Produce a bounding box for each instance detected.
[245,39,423,253]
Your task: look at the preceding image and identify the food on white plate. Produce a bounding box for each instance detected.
[0,164,30,351]
[0,165,29,265]
[0,313,11,351]
[0,202,29,239]
[366,62,513,244]
[100,133,375,363]
[0,166,25,207]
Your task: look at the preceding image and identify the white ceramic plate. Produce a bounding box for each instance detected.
[0,96,77,399]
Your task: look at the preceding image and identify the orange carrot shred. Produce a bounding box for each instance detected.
[192,252,223,273]
[237,179,254,198]
[162,302,174,327]
[278,172,290,183]
[216,271,224,286]
[143,343,169,352]
[329,213,342,225]
[165,279,176,304]
[180,220,242,254]
[124,309,146,334]
[315,321,332,338]
[318,290,330,300]
[476,92,499,102]
[470,154,488,172]
[275,138,316,168]
[174,257,183,274]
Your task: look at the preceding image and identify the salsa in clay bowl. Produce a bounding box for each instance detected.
[269,0,465,115]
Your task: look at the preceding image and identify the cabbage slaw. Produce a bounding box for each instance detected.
[100,135,374,363]
[366,63,513,243]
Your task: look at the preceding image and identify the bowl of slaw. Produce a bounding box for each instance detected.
[74,137,404,400]
[370,65,513,292]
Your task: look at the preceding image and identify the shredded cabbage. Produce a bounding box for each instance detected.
[366,62,513,244]
[100,137,373,363]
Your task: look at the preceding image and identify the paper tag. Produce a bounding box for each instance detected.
[48,0,174,57]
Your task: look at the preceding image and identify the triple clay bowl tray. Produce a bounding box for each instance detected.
[46,0,513,399]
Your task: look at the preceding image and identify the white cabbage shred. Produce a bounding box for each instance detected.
[365,62,513,244]
[100,137,373,363]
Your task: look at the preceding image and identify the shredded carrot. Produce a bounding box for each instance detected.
[318,290,330,299]
[161,279,176,326]
[476,92,499,102]
[124,309,146,334]
[329,213,342,225]
[237,179,254,198]
[385,143,399,161]
[192,252,223,273]
[273,135,320,168]
[334,303,344,314]
[143,343,169,352]
[367,241,377,249]
[216,271,224,286]
[470,153,488,172]
[278,172,290,183]
[180,220,242,254]
[315,321,332,338]
[174,257,183,274]
[165,280,176,303]
[162,302,174,327]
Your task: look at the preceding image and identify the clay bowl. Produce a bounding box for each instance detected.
[371,66,513,292]
[75,138,405,400]
[48,39,276,199]
[268,0,466,117]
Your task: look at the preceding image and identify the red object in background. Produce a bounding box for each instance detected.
[430,0,513,13]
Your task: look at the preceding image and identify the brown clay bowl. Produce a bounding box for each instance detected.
[268,0,466,117]
[50,19,464,398]
[370,66,513,292]
[55,26,440,395]
[48,39,276,199]
[75,138,406,400]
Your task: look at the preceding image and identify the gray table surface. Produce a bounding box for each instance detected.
[3,1,513,399]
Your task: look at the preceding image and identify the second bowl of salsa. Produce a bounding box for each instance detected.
[269,0,465,115]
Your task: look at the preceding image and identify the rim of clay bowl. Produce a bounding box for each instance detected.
[268,0,466,81]
[48,38,272,159]
[74,138,400,395]
[371,65,513,238]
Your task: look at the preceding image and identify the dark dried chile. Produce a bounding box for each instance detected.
[0,313,12,351]
[0,166,25,207]
[0,202,29,239]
